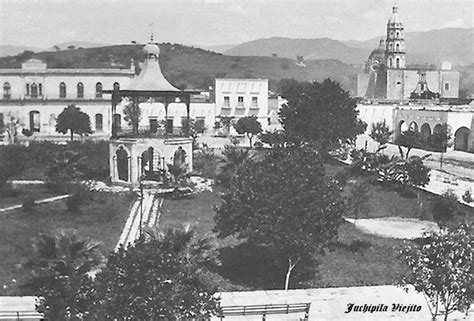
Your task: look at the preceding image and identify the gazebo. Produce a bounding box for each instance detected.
[104,40,198,186]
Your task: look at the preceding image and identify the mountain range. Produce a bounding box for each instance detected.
[225,28,474,66]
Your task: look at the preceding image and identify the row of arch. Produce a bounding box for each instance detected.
[2,82,120,99]
[27,110,104,132]
[398,120,471,152]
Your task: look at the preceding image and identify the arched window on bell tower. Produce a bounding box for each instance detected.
[388,57,393,68]
[396,58,400,69]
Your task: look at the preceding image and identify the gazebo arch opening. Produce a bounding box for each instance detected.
[116,147,129,182]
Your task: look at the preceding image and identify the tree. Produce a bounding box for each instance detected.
[46,150,87,192]
[430,124,452,171]
[233,116,262,148]
[279,79,366,155]
[0,145,27,195]
[23,229,104,320]
[399,225,473,321]
[215,147,345,290]
[123,100,141,134]
[92,227,219,320]
[216,144,251,187]
[182,117,207,149]
[396,130,421,159]
[370,120,393,152]
[56,105,92,141]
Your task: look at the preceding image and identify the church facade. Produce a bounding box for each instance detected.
[352,6,460,101]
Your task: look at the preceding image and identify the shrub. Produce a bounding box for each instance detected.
[432,190,460,228]
[66,188,91,213]
[192,149,220,179]
[22,197,35,212]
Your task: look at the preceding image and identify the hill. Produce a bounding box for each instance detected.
[225,37,368,65]
[342,28,474,65]
[0,43,358,91]
[0,45,42,57]
[226,28,474,66]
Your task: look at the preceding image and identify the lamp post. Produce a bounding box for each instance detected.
[139,174,144,237]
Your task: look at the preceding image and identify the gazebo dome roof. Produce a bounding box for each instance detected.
[124,42,180,92]
[144,42,160,57]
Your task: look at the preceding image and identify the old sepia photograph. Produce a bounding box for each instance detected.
[0,0,472,319]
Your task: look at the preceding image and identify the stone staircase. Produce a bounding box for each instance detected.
[115,191,163,250]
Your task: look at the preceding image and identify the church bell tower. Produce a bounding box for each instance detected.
[385,6,405,69]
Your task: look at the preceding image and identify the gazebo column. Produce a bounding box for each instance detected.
[184,95,191,136]
[164,97,169,136]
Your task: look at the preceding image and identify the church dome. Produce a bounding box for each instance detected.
[143,42,160,57]
[368,39,386,63]
[388,6,402,24]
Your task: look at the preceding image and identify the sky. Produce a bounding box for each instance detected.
[0,0,472,48]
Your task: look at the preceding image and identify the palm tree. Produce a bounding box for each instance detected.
[23,229,104,319]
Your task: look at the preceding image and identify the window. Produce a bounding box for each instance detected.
[389,43,393,50]
[29,110,40,132]
[420,84,425,91]
[77,82,84,98]
[166,117,174,134]
[95,114,103,131]
[223,96,230,107]
[26,84,30,96]
[113,114,121,131]
[396,43,400,51]
[388,58,393,68]
[113,82,120,91]
[444,83,450,91]
[38,84,42,96]
[251,97,258,108]
[3,82,11,99]
[237,96,244,108]
[95,82,103,99]
[396,31,400,38]
[31,83,38,98]
[59,82,66,98]
[396,58,400,69]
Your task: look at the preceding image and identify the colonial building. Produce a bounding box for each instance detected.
[0,59,135,137]
[215,78,269,126]
[352,6,460,101]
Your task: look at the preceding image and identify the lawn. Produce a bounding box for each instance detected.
[0,191,134,295]
[159,189,412,292]
[0,185,61,208]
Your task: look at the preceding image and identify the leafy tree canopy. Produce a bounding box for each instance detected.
[279,78,366,153]
[399,225,473,321]
[92,228,220,320]
[56,105,92,141]
[233,116,262,148]
[215,146,345,288]
[396,130,421,159]
[370,120,393,150]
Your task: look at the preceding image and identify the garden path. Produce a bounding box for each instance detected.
[344,217,439,239]
[115,191,163,250]
[0,194,70,213]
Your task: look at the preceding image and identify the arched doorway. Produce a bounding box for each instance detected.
[397,120,408,139]
[116,147,129,182]
[433,124,443,135]
[454,127,470,152]
[420,123,431,142]
[408,121,418,132]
